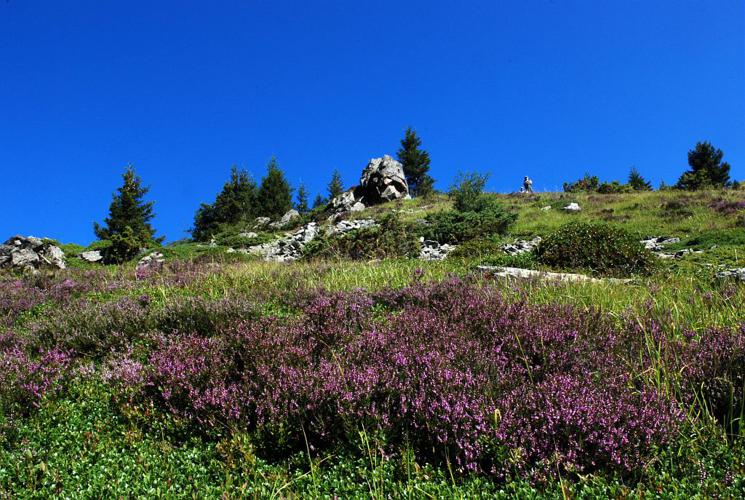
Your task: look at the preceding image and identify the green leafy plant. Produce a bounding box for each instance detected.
[535,221,656,276]
[421,201,516,245]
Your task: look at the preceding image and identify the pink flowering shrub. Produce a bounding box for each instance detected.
[118,279,683,476]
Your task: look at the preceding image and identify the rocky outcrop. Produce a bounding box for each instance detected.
[136,252,165,272]
[716,268,745,282]
[0,236,65,271]
[640,236,680,252]
[327,219,378,235]
[478,265,631,284]
[245,223,319,262]
[419,239,456,261]
[502,237,542,256]
[329,155,409,213]
[269,209,300,229]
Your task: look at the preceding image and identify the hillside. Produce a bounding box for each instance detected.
[1,188,745,497]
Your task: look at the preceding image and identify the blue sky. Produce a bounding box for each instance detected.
[1,1,743,244]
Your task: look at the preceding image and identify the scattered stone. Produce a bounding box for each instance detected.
[478,266,631,284]
[562,203,581,212]
[238,232,258,239]
[80,250,104,263]
[716,268,745,282]
[640,236,680,252]
[540,205,552,211]
[269,209,300,229]
[253,217,271,229]
[136,252,165,272]
[419,239,456,261]
[327,219,378,235]
[502,237,541,256]
[0,236,66,271]
[328,155,409,213]
[245,222,319,262]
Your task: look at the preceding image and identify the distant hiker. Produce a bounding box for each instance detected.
[523,176,533,193]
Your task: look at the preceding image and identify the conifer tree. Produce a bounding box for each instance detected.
[676,141,731,190]
[296,183,309,213]
[192,166,257,241]
[327,170,344,200]
[397,127,435,197]
[627,167,652,191]
[256,157,293,218]
[94,165,162,262]
[312,193,326,209]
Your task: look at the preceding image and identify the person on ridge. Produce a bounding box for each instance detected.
[523,176,533,193]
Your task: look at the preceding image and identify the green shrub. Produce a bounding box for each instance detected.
[449,172,490,212]
[447,238,503,260]
[421,201,516,245]
[535,221,656,276]
[304,214,419,260]
[103,226,151,264]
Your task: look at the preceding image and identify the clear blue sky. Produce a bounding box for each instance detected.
[1,1,743,244]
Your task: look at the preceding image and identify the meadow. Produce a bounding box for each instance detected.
[1,189,744,498]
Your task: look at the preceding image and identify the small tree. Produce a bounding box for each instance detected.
[192,166,257,241]
[296,183,309,213]
[256,157,293,218]
[94,165,162,263]
[312,194,327,209]
[397,127,435,197]
[449,172,490,212]
[327,170,344,200]
[628,167,652,191]
[676,141,731,190]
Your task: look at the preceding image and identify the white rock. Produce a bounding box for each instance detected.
[562,203,581,212]
[80,250,104,263]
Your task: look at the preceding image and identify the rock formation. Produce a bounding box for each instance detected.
[329,155,409,213]
[0,236,66,271]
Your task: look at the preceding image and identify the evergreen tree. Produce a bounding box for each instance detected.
[397,127,435,197]
[94,165,162,262]
[627,167,652,191]
[312,194,327,209]
[192,166,257,241]
[296,183,309,213]
[327,170,344,200]
[256,157,293,218]
[676,141,731,190]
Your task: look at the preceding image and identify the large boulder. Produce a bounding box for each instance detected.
[269,209,300,229]
[0,236,66,271]
[328,155,409,213]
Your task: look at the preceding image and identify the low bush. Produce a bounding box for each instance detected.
[535,221,656,276]
[421,201,516,245]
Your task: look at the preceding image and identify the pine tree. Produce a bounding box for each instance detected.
[192,166,257,241]
[256,157,293,218]
[676,141,731,190]
[397,127,435,197]
[94,165,162,262]
[327,170,344,200]
[627,167,652,191]
[296,183,309,213]
[312,194,327,209]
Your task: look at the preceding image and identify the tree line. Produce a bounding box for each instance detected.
[93,137,736,262]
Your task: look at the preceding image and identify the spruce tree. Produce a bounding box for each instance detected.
[676,141,731,190]
[327,170,344,200]
[256,157,293,218]
[627,167,652,191]
[296,183,309,213]
[397,127,435,197]
[312,194,327,209]
[192,166,257,241]
[94,165,161,262]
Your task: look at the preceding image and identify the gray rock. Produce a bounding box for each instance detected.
[80,250,104,263]
[478,265,631,284]
[328,155,410,213]
[502,237,541,256]
[43,245,66,269]
[716,268,745,282]
[269,209,300,229]
[246,222,319,262]
[11,248,40,267]
[253,217,271,229]
[640,236,680,251]
[419,239,456,261]
[238,232,258,239]
[562,203,581,212]
[328,219,378,235]
[540,205,552,211]
[136,252,165,271]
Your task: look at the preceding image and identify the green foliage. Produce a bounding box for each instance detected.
[327,170,344,200]
[304,215,419,260]
[312,193,327,209]
[628,167,653,191]
[93,166,161,262]
[597,180,632,194]
[422,200,516,245]
[564,173,600,193]
[192,166,258,242]
[449,171,490,212]
[397,127,434,197]
[295,183,309,213]
[256,157,293,218]
[677,141,732,190]
[446,238,503,260]
[536,221,657,276]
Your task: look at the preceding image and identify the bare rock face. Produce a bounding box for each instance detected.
[0,236,66,271]
[245,222,319,262]
[269,209,300,229]
[328,155,409,214]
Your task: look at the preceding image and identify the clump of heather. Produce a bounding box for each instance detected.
[0,332,70,415]
[119,279,683,477]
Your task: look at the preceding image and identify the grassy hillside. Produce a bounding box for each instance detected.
[1,189,744,497]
